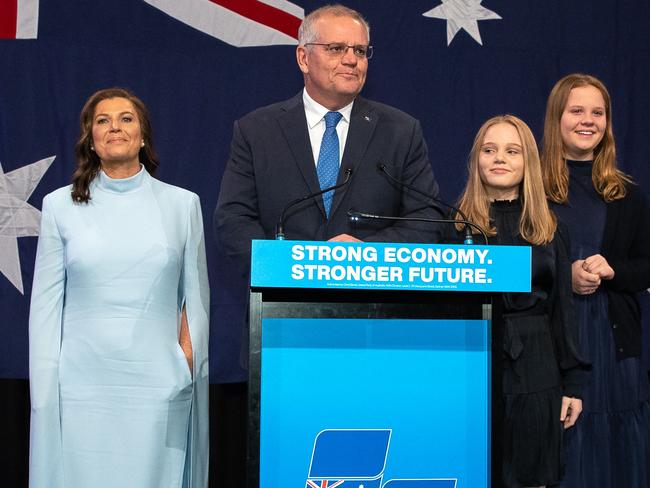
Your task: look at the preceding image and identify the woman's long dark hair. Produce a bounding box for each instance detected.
[71,87,159,203]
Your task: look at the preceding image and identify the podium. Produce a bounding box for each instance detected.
[247,240,531,488]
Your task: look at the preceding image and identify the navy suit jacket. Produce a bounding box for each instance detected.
[214,93,444,269]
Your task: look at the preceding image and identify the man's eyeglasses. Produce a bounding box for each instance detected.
[304,42,374,59]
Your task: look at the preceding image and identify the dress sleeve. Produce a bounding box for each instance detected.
[606,185,650,292]
[28,194,65,488]
[550,223,588,398]
[181,193,210,488]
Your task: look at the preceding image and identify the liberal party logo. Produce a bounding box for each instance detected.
[305,429,456,488]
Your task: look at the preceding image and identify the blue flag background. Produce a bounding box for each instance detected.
[1,0,649,382]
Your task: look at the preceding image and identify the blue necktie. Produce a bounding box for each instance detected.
[316,111,343,217]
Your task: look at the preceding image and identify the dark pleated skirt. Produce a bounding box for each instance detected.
[503,387,563,487]
[502,314,564,487]
[559,290,650,488]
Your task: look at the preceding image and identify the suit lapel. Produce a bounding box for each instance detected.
[276,95,379,220]
[330,97,378,217]
[277,94,323,203]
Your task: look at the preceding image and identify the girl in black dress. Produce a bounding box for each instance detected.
[456,114,585,488]
[541,73,650,488]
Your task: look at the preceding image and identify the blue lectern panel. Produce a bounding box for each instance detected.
[260,318,490,488]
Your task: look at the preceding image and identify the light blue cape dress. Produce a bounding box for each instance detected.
[29,167,209,488]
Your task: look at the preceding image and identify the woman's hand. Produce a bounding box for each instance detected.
[180,306,193,374]
[560,396,582,428]
[582,253,615,280]
[571,259,601,294]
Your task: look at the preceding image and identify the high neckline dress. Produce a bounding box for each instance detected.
[489,199,583,488]
[29,167,210,488]
[553,160,650,488]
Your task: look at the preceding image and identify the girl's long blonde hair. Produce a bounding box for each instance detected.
[456,115,556,245]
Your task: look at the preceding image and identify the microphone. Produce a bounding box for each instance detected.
[275,168,353,240]
[347,211,489,245]
[377,163,478,245]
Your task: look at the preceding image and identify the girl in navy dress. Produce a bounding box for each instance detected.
[541,73,650,488]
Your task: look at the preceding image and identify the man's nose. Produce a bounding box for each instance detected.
[341,46,358,64]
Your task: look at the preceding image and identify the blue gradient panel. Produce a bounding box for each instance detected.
[259,318,490,488]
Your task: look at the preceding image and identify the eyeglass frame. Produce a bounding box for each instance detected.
[303,42,374,60]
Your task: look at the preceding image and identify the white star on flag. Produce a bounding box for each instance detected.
[423,0,502,46]
[0,156,55,294]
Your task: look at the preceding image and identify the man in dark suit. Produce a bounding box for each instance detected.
[215,4,444,266]
[212,7,446,483]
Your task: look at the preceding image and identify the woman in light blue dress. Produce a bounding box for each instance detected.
[29,87,209,488]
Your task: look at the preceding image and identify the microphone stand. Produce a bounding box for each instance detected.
[348,210,489,245]
[377,163,480,245]
[275,168,353,240]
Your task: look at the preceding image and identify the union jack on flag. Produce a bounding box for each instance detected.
[306,479,381,488]
[0,0,38,38]
[306,480,345,488]
[143,0,304,46]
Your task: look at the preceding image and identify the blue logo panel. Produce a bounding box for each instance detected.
[309,429,391,479]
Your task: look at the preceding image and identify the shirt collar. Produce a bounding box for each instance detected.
[303,88,354,129]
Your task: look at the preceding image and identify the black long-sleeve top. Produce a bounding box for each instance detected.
[446,200,585,396]
[489,200,585,396]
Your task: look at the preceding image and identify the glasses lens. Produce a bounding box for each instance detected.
[317,43,373,59]
[353,45,367,57]
[327,43,346,55]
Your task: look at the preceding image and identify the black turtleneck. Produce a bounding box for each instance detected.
[488,198,584,395]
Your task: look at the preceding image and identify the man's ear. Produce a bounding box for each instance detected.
[296,46,309,74]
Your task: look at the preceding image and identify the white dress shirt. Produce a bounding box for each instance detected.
[303,88,354,168]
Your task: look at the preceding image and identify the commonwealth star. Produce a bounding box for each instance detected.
[423,0,502,46]
[0,156,55,294]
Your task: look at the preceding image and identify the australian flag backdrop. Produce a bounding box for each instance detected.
[1,0,650,382]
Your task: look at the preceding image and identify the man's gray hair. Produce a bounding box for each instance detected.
[298,4,370,45]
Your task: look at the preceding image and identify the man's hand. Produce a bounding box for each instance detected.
[328,234,362,242]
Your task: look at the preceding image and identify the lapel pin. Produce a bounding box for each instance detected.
[364,115,371,122]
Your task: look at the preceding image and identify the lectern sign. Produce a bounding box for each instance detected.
[251,240,530,292]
